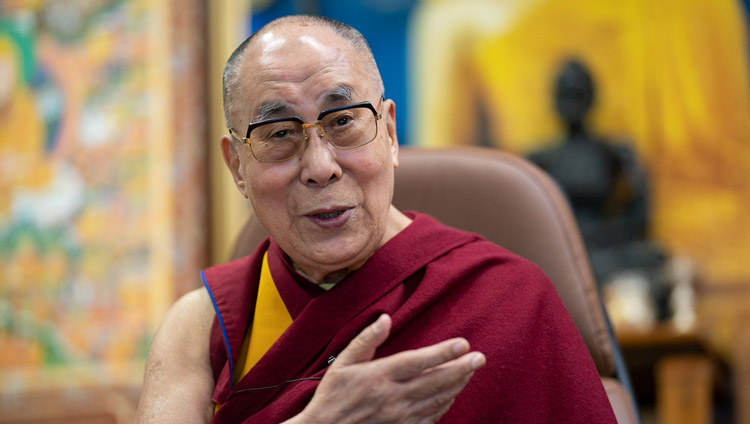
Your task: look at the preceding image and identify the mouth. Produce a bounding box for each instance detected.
[305,206,353,228]
[313,210,346,219]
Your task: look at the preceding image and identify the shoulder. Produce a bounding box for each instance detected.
[146,287,215,373]
[160,288,215,333]
[439,236,546,277]
[403,213,548,284]
[423,237,556,308]
[171,287,215,328]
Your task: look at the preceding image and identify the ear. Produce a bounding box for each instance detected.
[221,135,249,198]
[384,99,400,168]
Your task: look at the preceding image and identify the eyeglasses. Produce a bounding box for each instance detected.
[228,96,384,162]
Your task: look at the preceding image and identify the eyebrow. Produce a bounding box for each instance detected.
[255,102,289,121]
[322,85,353,104]
[253,85,355,122]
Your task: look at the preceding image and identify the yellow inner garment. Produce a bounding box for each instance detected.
[215,252,293,414]
[234,252,293,382]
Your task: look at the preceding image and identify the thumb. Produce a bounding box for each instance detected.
[333,314,391,368]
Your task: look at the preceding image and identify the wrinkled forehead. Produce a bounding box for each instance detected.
[235,24,375,120]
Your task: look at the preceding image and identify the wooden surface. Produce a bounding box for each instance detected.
[656,355,714,424]
[618,322,716,424]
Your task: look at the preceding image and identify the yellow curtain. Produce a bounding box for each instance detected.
[413,0,750,283]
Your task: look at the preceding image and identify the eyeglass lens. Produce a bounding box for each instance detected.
[250,105,378,162]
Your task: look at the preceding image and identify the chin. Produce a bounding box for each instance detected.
[302,237,374,270]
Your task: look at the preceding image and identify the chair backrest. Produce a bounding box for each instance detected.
[230,146,638,423]
[393,147,615,374]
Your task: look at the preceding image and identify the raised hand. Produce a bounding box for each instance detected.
[287,314,486,424]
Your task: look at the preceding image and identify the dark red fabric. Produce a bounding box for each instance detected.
[203,212,616,423]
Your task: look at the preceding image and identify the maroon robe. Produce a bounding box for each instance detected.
[202,212,616,423]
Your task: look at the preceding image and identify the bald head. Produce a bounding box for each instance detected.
[222,15,383,128]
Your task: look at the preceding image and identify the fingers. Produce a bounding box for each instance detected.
[377,337,477,381]
[333,314,392,367]
[404,351,485,402]
[399,351,485,421]
[304,326,486,424]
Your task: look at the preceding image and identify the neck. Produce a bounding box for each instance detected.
[566,120,586,137]
[292,261,352,286]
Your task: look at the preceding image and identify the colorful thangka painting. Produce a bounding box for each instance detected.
[1,1,174,391]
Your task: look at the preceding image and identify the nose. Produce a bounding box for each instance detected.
[299,124,342,187]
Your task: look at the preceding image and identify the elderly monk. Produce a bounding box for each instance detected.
[136,15,616,424]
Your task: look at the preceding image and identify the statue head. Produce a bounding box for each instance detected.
[554,58,595,133]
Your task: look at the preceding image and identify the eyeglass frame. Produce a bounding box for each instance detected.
[228,95,385,163]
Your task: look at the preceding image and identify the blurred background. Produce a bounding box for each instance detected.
[0,0,748,423]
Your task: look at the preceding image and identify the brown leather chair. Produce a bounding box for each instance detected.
[231,146,640,424]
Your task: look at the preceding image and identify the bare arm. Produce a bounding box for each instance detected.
[135,288,216,424]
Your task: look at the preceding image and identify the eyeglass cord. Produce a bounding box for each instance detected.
[226,376,324,400]
[225,356,336,401]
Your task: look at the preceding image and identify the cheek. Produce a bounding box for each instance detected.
[357,155,394,209]
[245,164,296,220]
[360,139,394,176]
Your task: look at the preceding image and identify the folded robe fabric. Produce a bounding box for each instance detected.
[202,212,616,423]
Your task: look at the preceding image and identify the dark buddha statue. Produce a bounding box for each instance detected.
[529,59,665,288]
